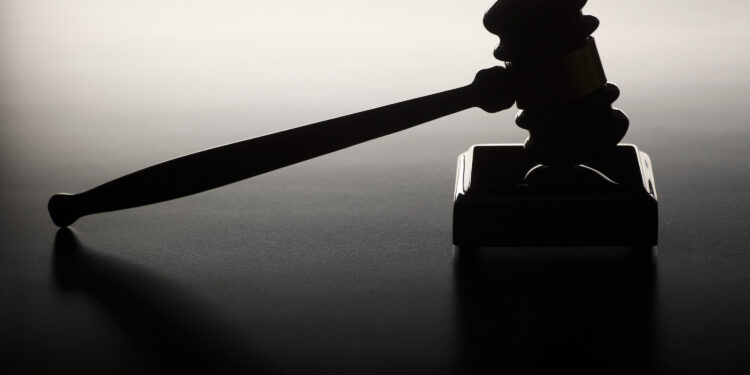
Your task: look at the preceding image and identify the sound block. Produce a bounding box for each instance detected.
[453,144,657,246]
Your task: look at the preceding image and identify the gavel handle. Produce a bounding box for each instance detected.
[49,67,513,227]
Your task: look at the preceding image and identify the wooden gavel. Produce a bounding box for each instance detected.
[48,68,513,227]
[49,0,627,227]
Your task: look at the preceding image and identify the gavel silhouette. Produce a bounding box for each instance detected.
[49,0,626,227]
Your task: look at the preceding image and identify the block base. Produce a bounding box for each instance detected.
[453,144,658,246]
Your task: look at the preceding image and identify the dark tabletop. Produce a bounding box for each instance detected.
[2,1,750,374]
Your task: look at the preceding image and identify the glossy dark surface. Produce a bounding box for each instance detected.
[2,1,750,374]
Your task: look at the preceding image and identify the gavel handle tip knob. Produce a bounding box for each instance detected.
[49,193,80,227]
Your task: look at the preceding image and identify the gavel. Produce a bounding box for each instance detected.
[49,0,627,227]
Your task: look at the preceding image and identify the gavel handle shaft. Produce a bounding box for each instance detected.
[49,67,512,227]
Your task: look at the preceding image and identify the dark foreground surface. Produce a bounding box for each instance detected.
[2,1,750,374]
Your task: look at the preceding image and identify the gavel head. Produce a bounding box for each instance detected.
[484,0,628,166]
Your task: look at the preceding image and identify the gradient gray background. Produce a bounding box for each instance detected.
[2,1,750,373]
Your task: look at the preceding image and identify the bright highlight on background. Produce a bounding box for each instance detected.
[1,0,749,170]
[2,1,748,114]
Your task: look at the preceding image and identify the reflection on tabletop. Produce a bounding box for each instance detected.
[453,245,657,374]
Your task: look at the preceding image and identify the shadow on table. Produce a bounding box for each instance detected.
[52,228,267,375]
[453,246,657,374]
